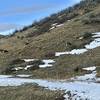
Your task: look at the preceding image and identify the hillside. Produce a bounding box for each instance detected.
[0,0,100,99]
[11,0,100,38]
[0,0,100,77]
[0,35,5,39]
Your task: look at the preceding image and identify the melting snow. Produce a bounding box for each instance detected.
[23,59,36,62]
[0,75,13,78]
[13,67,23,71]
[0,75,100,99]
[55,49,87,56]
[56,24,64,27]
[52,23,58,26]
[50,26,55,30]
[24,65,33,70]
[71,66,97,82]
[56,32,100,56]
[50,23,64,30]
[39,60,55,68]
[82,66,96,71]
[0,66,100,99]
[85,38,100,49]
[16,75,31,78]
[92,32,100,38]
[72,71,97,82]
[12,59,55,71]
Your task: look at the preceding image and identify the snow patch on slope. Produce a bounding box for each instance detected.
[39,60,55,68]
[56,32,100,56]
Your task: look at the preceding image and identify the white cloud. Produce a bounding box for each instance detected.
[0,0,82,16]
[0,23,22,32]
[0,4,55,16]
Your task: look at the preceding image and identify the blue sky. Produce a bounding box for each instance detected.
[0,0,81,35]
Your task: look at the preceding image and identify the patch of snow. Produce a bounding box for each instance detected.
[39,59,55,68]
[0,75,13,78]
[72,71,97,82]
[24,65,33,70]
[23,59,36,62]
[85,38,100,49]
[55,32,100,56]
[55,49,87,56]
[16,75,31,78]
[79,36,83,40]
[69,49,88,54]
[0,66,100,99]
[0,77,100,100]
[39,64,52,68]
[92,32,100,38]
[71,66,97,82]
[13,67,23,71]
[82,66,96,71]
[96,78,100,82]
[49,26,55,30]
[50,23,64,30]
[42,60,55,63]
[52,23,58,26]
[67,20,71,22]
[55,52,69,56]
[56,24,64,27]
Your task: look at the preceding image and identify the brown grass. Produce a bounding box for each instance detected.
[0,84,64,100]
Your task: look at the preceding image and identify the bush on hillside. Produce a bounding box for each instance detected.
[82,32,92,39]
[45,52,55,58]
[82,17,100,24]
[10,58,25,65]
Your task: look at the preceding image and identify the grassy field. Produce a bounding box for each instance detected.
[0,84,64,100]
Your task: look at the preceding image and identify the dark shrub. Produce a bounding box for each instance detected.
[55,95,65,100]
[74,67,80,72]
[10,59,25,65]
[3,66,14,74]
[27,60,44,66]
[82,18,100,24]
[66,91,72,97]
[0,49,8,53]
[25,42,29,45]
[74,66,83,73]
[82,32,92,39]
[69,45,77,50]
[27,65,39,70]
[45,52,55,58]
